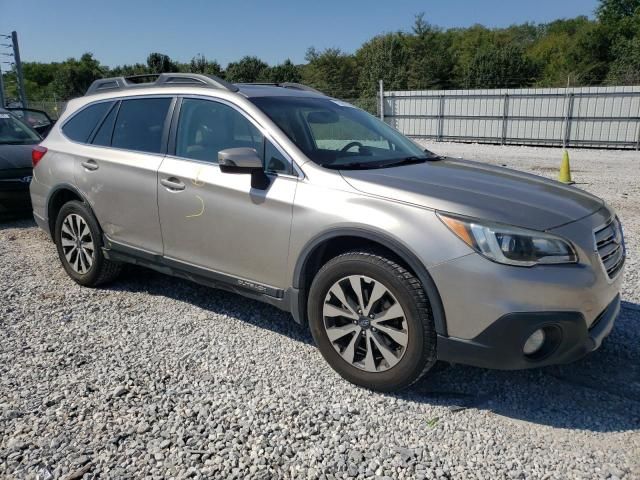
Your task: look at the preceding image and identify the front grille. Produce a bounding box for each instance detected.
[594,218,625,279]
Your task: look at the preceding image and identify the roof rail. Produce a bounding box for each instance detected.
[85,73,239,96]
[235,82,324,95]
[279,82,324,95]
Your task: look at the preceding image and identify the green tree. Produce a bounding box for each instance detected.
[597,0,640,24]
[146,52,179,73]
[267,59,302,83]
[406,14,454,89]
[225,56,269,83]
[465,45,538,88]
[525,17,610,86]
[302,48,358,98]
[187,54,224,77]
[355,33,409,97]
[49,53,106,99]
[607,36,640,83]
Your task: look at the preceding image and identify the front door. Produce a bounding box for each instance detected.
[157,97,297,289]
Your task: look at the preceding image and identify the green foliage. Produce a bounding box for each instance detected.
[597,0,640,25]
[406,16,454,89]
[302,48,358,98]
[48,53,105,99]
[188,54,223,77]
[3,0,639,106]
[465,45,538,88]
[225,56,269,83]
[606,36,640,83]
[267,59,302,83]
[356,33,409,95]
[146,52,179,74]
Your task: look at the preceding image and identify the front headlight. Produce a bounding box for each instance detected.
[438,212,577,267]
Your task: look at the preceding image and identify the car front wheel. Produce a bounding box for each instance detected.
[308,250,437,392]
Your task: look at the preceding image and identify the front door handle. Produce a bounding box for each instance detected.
[160,177,185,191]
[81,159,99,171]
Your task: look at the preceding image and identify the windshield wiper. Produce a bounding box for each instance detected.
[323,162,378,170]
[323,155,441,170]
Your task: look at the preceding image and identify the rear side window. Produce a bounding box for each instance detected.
[62,102,114,143]
[112,98,171,154]
[91,102,119,147]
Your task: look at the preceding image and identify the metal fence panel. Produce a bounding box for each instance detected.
[383,86,640,150]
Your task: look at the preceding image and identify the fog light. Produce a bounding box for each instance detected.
[523,329,546,356]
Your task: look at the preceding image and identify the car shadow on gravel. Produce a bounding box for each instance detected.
[108,266,640,433]
[403,300,640,433]
[0,215,35,229]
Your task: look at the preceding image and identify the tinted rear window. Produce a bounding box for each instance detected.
[91,102,119,147]
[112,98,171,154]
[62,102,113,143]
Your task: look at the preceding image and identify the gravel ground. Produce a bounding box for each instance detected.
[1,143,639,479]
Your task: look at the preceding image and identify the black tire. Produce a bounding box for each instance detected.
[308,250,437,392]
[54,200,122,287]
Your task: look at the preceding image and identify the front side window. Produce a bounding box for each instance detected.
[62,101,114,143]
[175,98,263,163]
[0,112,40,145]
[251,97,435,169]
[112,98,171,154]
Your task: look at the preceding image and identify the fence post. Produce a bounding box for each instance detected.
[0,63,5,108]
[437,95,445,142]
[562,92,575,149]
[501,93,509,145]
[378,80,384,121]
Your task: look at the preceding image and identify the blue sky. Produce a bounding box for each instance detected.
[2,0,599,68]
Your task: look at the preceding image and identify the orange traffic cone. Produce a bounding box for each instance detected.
[559,150,575,184]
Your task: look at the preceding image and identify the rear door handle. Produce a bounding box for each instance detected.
[160,177,185,191]
[81,159,99,171]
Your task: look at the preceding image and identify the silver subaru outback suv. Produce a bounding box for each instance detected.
[30,73,625,391]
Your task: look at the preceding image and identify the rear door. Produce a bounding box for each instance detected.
[157,97,298,289]
[67,96,174,254]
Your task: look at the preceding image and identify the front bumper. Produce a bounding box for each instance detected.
[437,294,620,369]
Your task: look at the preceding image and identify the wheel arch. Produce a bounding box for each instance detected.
[292,228,448,336]
[46,184,93,235]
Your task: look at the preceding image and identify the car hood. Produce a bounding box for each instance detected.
[340,157,603,231]
[0,144,34,170]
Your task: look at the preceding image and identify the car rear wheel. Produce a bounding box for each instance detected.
[308,250,437,391]
[54,200,122,287]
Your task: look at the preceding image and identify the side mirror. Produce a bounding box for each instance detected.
[218,147,270,190]
[218,147,263,170]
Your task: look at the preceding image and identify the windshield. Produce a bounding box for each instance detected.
[0,112,41,145]
[250,97,437,169]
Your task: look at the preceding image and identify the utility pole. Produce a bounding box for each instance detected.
[11,31,27,107]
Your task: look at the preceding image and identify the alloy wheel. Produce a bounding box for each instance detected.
[60,213,95,274]
[322,275,409,372]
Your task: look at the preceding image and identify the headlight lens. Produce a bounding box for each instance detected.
[438,213,577,266]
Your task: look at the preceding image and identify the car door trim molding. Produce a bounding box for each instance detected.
[102,236,286,301]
